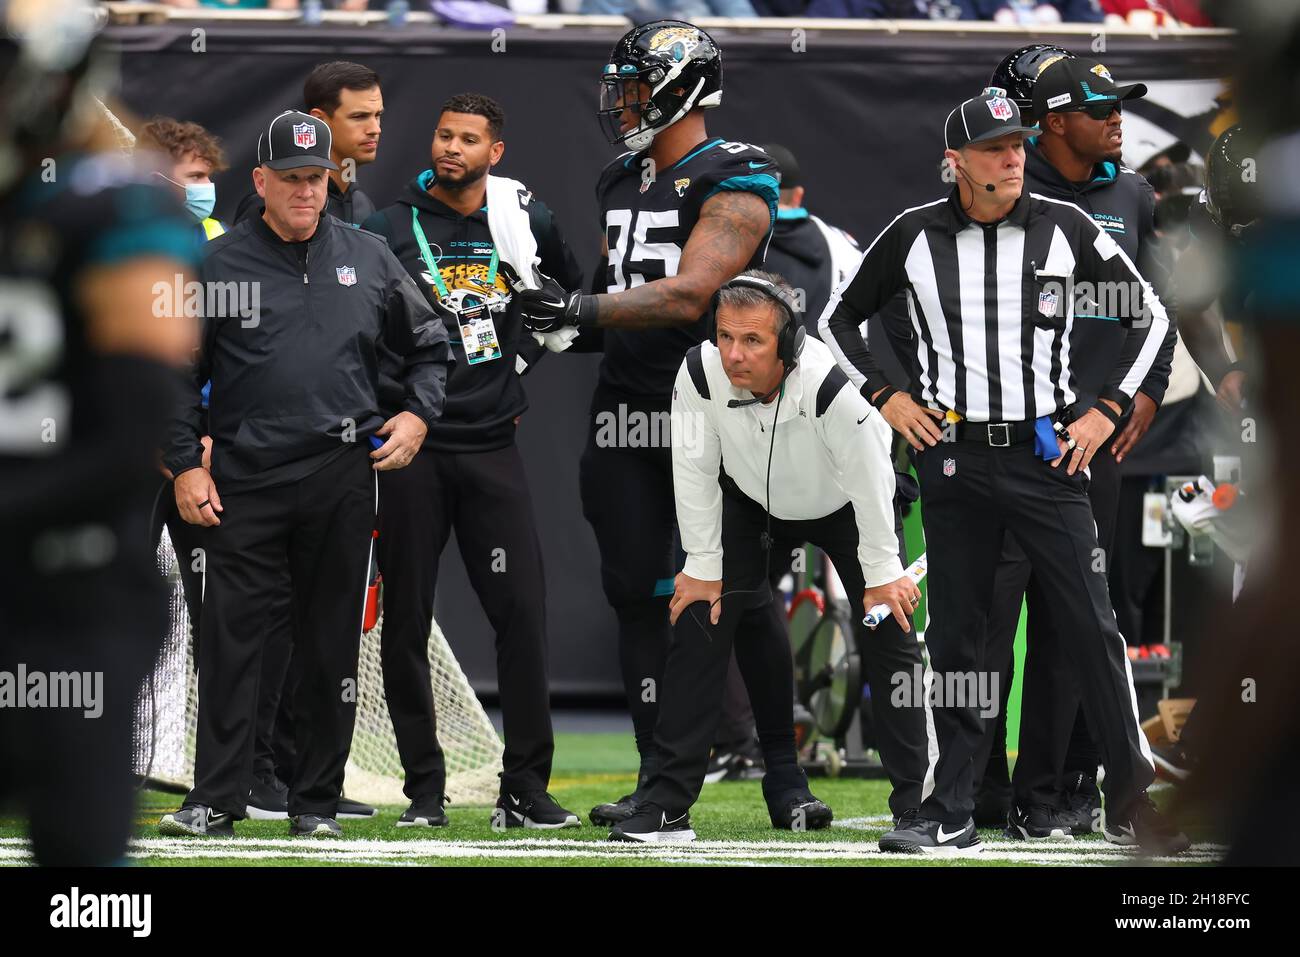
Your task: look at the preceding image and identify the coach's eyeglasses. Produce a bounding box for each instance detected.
[1074,100,1122,121]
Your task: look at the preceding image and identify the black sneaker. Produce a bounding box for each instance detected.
[608,802,695,844]
[495,790,580,829]
[590,792,639,827]
[1103,793,1191,856]
[158,804,234,838]
[704,737,765,783]
[397,794,449,828]
[1061,771,1101,836]
[337,796,377,819]
[767,790,833,831]
[1005,803,1075,841]
[879,815,983,855]
[291,814,342,838]
[591,759,659,826]
[246,775,289,821]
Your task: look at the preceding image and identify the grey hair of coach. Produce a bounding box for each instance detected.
[715,270,797,335]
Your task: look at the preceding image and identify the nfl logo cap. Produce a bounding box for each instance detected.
[257,110,339,171]
[945,88,1039,150]
[1032,57,1147,118]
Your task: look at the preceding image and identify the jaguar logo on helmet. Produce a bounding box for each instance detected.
[648,26,700,60]
[1090,63,1114,82]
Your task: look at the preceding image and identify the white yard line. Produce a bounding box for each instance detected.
[0,836,1224,867]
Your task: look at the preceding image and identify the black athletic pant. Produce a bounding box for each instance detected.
[916,438,1152,825]
[644,489,930,816]
[579,386,678,776]
[155,482,298,791]
[376,443,553,798]
[187,448,376,819]
[974,444,1118,808]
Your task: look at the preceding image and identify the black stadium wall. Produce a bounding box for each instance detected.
[110,24,1233,698]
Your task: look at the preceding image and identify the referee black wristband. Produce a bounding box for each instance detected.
[869,385,897,410]
[1093,402,1124,428]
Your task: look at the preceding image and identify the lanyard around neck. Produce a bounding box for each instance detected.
[410,206,498,300]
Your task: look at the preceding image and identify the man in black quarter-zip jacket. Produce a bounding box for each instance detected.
[158,111,451,840]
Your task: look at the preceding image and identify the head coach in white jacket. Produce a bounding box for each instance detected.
[609,270,927,844]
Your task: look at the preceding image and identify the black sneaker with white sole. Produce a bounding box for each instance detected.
[159,804,234,838]
[246,775,289,820]
[608,802,695,843]
[1006,804,1075,841]
[397,794,449,828]
[495,790,580,829]
[1103,793,1191,855]
[291,814,342,838]
[879,815,983,855]
[337,796,377,819]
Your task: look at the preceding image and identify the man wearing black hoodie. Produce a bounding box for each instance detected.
[975,57,1179,840]
[362,94,584,829]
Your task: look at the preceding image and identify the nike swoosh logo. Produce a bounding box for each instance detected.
[509,795,521,806]
[664,812,688,826]
[857,415,869,424]
[748,161,767,170]
[936,824,966,842]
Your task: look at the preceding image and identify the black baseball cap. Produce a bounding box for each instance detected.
[1032,57,1147,118]
[760,143,801,189]
[257,110,339,171]
[944,89,1039,150]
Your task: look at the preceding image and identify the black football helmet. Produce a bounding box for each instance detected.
[988,44,1075,123]
[598,20,723,152]
[1203,125,1261,238]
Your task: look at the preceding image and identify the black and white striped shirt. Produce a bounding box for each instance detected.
[818,190,1170,423]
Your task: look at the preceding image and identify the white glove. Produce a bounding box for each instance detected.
[532,326,581,353]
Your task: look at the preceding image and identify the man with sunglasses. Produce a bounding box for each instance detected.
[979,55,1180,842]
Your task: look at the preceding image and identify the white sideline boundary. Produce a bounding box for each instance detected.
[0,835,1223,867]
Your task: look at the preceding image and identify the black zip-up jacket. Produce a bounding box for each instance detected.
[165,213,451,490]
[362,170,582,452]
[1023,142,1177,410]
[234,176,376,228]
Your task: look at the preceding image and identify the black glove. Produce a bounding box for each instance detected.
[514,272,595,332]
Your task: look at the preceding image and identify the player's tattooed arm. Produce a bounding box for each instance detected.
[592,190,770,330]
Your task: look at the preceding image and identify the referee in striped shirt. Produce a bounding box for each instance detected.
[820,90,1188,855]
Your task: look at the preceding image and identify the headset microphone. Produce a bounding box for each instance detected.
[958,164,997,193]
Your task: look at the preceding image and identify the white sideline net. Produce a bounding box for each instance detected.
[132,511,505,809]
